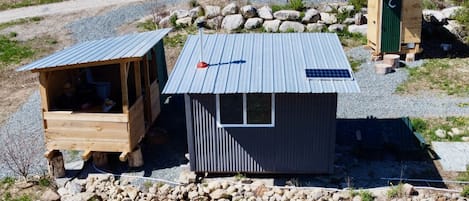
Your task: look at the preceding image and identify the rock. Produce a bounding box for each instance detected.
[348,24,368,36]
[328,24,346,32]
[189,7,203,18]
[195,16,207,26]
[148,186,157,194]
[207,181,221,191]
[444,20,466,38]
[16,182,33,189]
[442,6,463,20]
[339,5,355,13]
[263,20,281,32]
[210,189,230,200]
[171,9,190,19]
[205,5,221,19]
[306,23,326,32]
[333,191,351,201]
[258,6,273,20]
[435,129,447,138]
[343,17,355,24]
[57,187,69,197]
[244,18,263,29]
[353,195,362,201]
[402,183,416,196]
[63,192,96,201]
[462,137,469,142]
[302,8,320,23]
[41,189,61,201]
[222,14,245,31]
[241,5,257,18]
[176,17,192,27]
[451,128,462,135]
[321,4,334,13]
[158,16,171,28]
[279,21,305,32]
[320,12,338,25]
[188,191,199,199]
[310,189,324,200]
[65,182,83,194]
[354,12,367,25]
[222,3,238,16]
[178,170,197,184]
[273,10,301,21]
[423,9,447,24]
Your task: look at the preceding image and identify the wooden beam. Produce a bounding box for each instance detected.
[31,57,143,73]
[120,62,129,114]
[119,152,129,162]
[44,150,54,159]
[142,56,152,124]
[38,72,49,112]
[134,61,142,97]
[44,111,129,122]
[81,150,93,161]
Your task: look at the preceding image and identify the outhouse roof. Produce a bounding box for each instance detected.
[17,28,171,72]
[162,32,360,94]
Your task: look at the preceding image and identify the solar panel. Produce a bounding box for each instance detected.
[305,69,351,79]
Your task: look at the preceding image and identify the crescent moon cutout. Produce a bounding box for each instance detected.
[388,0,397,8]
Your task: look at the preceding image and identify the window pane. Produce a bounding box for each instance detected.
[247,94,271,124]
[219,94,243,124]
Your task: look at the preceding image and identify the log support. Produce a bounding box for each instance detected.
[46,150,65,178]
[92,152,109,168]
[81,150,93,161]
[128,146,144,168]
[119,152,129,162]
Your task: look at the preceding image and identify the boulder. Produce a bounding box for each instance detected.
[176,17,192,27]
[41,189,61,201]
[245,18,263,29]
[354,12,367,25]
[402,183,417,196]
[328,24,346,32]
[444,20,466,38]
[65,182,83,194]
[302,8,320,23]
[222,3,238,16]
[57,187,69,197]
[158,16,171,28]
[348,24,368,36]
[279,21,305,32]
[442,6,463,20]
[222,14,245,31]
[189,7,203,18]
[435,129,447,138]
[258,6,273,20]
[423,9,447,24]
[206,16,223,29]
[263,20,281,32]
[273,10,301,21]
[306,23,325,32]
[205,5,221,19]
[320,4,334,13]
[241,5,257,18]
[339,5,355,13]
[343,17,355,24]
[178,170,197,184]
[62,192,96,201]
[171,9,190,19]
[462,137,469,142]
[195,16,207,26]
[320,12,338,25]
[451,128,462,136]
[210,189,230,199]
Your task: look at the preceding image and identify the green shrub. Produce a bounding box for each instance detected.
[0,35,35,65]
[411,118,428,133]
[387,183,404,199]
[349,0,367,11]
[359,190,374,201]
[1,177,15,185]
[137,19,158,31]
[423,0,438,9]
[38,177,51,187]
[462,185,469,197]
[169,15,178,28]
[289,0,304,11]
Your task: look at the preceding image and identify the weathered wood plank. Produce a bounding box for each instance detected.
[120,62,129,114]
[44,112,128,122]
[134,61,142,97]
[46,120,128,130]
[129,97,145,149]
[46,139,130,152]
[82,150,93,161]
[31,57,142,73]
[39,72,49,112]
[45,128,128,140]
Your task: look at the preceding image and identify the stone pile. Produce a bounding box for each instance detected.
[157,2,368,35]
[53,173,469,201]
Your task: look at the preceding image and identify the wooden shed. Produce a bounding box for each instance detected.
[163,33,360,174]
[17,29,171,173]
[367,0,422,55]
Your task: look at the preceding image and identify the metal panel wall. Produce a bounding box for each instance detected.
[187,93,337,174]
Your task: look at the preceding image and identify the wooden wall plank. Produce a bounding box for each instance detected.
[128,97,145,150]
[45,139,130,152]
[44,112,128,122]
[150,81,161,122]
[120,62,129,114]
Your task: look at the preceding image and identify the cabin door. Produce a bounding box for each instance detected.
[381,0,402,53]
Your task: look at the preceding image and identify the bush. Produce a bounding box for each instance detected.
[38,177,51,187]
[423,0,438,9]
[462,185,469,197]
[289,0,304,11]
[411,118,428,133]
[349,0,367,11]
[359,190,374,201]
[387,183,404,199]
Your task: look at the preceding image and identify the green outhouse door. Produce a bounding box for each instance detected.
[381,0,402,52]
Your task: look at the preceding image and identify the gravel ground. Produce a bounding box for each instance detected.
[337,46,469,118]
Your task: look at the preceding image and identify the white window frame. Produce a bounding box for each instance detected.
[216,93,275,128]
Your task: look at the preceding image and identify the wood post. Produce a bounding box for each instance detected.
[120,62,129,114]
[375,63,392,75]
[92,152,109,168]
[128,146,144,168]
[405,53,415,63]
[47,150,65,178]
[383,54,400,69]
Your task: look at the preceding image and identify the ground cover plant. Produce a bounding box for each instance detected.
[0,0,63,11]
[411,117,469,142]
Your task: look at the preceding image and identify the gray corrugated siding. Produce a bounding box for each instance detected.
[187,93,337,173]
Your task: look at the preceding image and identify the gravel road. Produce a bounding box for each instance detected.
[1,0,469,180]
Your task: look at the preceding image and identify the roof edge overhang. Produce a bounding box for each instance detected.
[26,57,142,73]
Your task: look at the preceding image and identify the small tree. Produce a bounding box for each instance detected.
[0,128,44,179]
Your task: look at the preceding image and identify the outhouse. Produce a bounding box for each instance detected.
[17,29,171,173]
[163,33,360,174]
[367,0,422,55]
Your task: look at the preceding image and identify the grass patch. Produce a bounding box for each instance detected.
[137,19,158,32]
[423,0,438,9]
[359,190,374,201]
[0,0,63,11]
[387,183,404,199]
[0,17,43,31]
[457,167,469,181]
[397,58,469,96]
[164,33,187,48]
[0,35,35,65]
[270,0,304,12]
[411,117,469,142]
[348,57,364,72]
[349,0,367,11]
[462,185,469,197]
[337,30,367,48]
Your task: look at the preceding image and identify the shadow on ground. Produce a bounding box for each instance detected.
[421,21,469,59]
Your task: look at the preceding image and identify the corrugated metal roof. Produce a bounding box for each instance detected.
[163,32,360,94]
[17,28,171,72]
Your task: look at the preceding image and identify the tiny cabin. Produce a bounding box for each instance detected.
[163,33,360,174]
[367,0,422,55]
[18,29,171,174]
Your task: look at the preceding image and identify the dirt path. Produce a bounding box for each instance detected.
[0,0,144,23]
